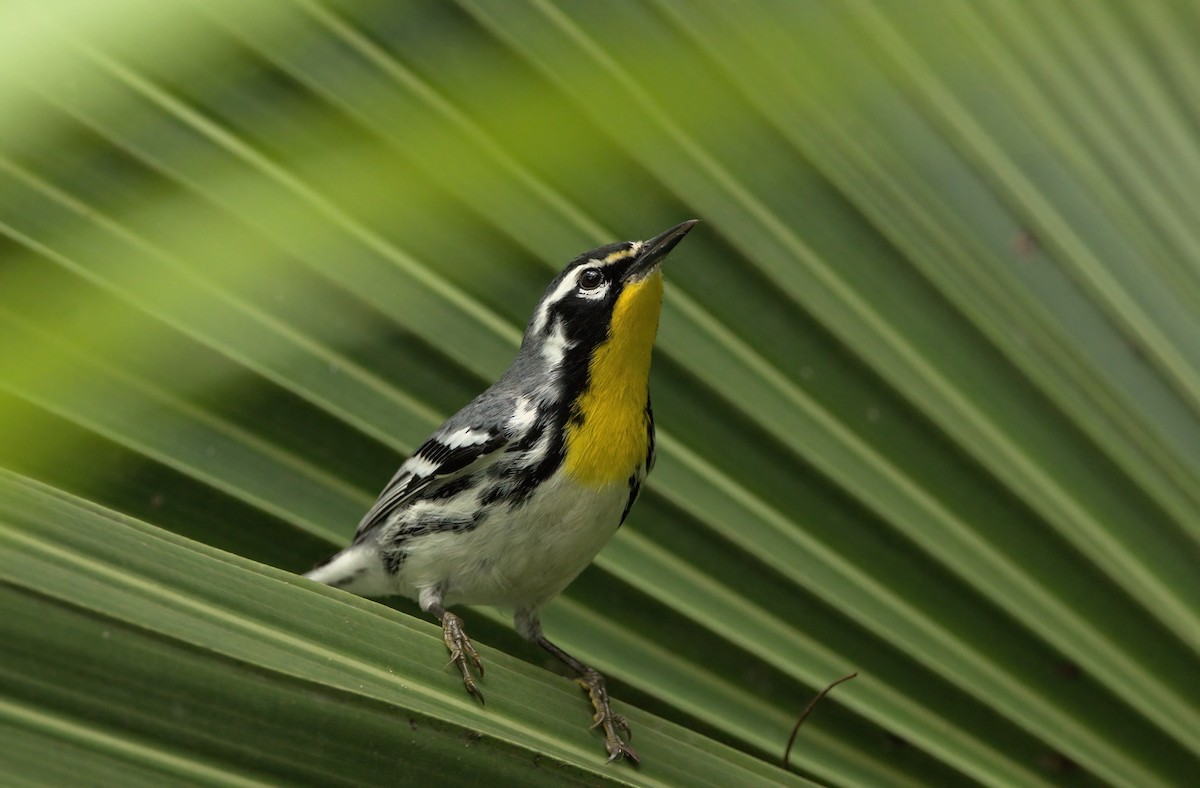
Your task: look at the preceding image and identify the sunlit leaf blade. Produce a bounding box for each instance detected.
[0,471,810,787]
[3,0,1199,785]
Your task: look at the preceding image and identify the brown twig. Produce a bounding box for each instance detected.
[783,672,859,769]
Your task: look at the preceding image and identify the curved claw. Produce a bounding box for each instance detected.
[604,736,641,765]
[535,634,639,764]
[578,669,640,764]
[442,611,485,705]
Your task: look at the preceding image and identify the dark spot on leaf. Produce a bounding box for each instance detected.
[1056,661,1080,679]
[1039,753,1078,774]
[1013,228,1039,259]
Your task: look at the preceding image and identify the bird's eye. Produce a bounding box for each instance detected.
[578,267,604,291]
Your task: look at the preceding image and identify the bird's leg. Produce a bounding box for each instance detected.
[420,585,484,704]
[516,608,638,763]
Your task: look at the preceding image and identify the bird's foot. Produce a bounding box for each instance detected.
[578,668,639,763]
[441,611,484,704]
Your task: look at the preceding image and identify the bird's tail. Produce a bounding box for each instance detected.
[303,545,388,596]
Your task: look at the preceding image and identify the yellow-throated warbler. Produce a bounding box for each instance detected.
[306,220,697,762]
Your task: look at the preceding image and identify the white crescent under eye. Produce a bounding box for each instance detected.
[577,267,607,298]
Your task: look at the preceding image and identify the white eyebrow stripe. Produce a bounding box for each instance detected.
[527,242,642,335]
[529,274,581,336]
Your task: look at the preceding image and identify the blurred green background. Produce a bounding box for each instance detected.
[3,1,1200,785]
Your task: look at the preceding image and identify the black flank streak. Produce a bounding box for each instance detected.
[644,398,656,472]
[480,486,508,506]
[425,474,476,500]
[620,474,641,526]
[508,418,546,453]
[509,413,568,504]
[354,431,506,542]
[384,551,406,575]
[403,513,478,538]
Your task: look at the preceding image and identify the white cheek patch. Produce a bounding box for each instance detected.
[541,318,572,368]
[507,396,538,431]
[530,274,581,337]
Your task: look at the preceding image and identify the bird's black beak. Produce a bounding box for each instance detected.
[624,219,698,282]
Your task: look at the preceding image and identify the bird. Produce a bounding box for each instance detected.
[305,220,697,762]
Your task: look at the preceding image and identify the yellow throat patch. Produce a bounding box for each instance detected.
[564,270,663,486]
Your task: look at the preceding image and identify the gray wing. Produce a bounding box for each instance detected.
[352,424,509,541]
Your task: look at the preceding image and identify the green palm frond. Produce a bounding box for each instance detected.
[3,1,1198,785]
